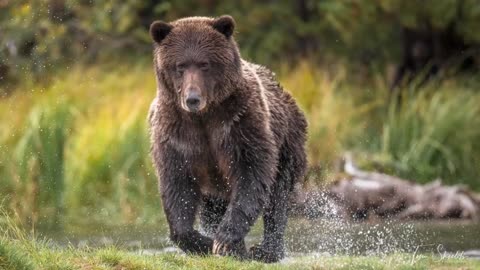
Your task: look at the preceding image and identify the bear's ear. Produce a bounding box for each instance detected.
[150,21,173,44]
[212,15,235,39]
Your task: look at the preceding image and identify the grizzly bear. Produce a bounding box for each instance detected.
[148,15,307,263]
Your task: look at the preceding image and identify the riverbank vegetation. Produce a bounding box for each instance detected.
[1,0,480,227]
[1,61,480,227]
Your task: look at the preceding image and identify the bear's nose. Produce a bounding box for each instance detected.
[186,92,201,110]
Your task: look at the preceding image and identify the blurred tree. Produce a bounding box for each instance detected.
[385,0,479,89]
[0,0,479,89]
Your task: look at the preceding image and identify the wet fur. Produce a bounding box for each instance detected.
[148,16,307,263]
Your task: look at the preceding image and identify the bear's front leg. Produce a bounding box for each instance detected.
[155,144,213,255]
[212,124,276,259]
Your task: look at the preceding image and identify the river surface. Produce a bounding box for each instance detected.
[38,218,480,257]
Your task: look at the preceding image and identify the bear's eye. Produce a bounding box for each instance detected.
[198,62,210,71]
[176,63,186,76]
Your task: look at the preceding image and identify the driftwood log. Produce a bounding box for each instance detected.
[290,155,480,221]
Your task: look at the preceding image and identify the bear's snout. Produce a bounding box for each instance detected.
[183,86,206,113]
[186,91,201,111]
[180,68,207,113]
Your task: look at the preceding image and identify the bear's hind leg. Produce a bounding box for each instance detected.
[250,176,290,263]
[250,140,307,263]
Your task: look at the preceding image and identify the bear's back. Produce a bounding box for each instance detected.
[241,60,306,147]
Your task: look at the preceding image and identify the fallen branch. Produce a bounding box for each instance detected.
[292,154,480,221]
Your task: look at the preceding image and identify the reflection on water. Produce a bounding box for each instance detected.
[38,219,480,256]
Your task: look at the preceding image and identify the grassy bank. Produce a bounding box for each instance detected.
[2,211,480,270]
[1,60,480,226]
[1,236,479,270]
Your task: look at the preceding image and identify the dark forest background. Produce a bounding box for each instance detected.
[1,1,479,84]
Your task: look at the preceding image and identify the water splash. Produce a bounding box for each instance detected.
[285,191,419,257]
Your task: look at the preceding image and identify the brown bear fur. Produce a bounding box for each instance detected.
[148,15,307,263]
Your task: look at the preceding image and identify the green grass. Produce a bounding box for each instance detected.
[65,94,158,225]
[1,197,480,270]
[0,62,162,226]
[1,60,480,225]
[372,88,480,187]
[0,237,479,270]
[0,239,35,270]
[281,62,377,169]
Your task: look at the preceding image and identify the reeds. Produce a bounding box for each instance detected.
[1,61,479,225]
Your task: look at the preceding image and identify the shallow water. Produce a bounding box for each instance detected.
[38,218,480,257]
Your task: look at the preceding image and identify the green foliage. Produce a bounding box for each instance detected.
[0,239,35,270]
[0,103,72,228]
[379,0,480,38]
[66,96,158,224]
[1,1,480,84]
[1,1,74,77]
[0,211,35,270]
[2,61,480,226]
[281,62,379,170]
[0,0,151,81]
[0,62,162,226]
[372,87,480,187]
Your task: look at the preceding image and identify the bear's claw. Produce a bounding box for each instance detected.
[212,239,247,259]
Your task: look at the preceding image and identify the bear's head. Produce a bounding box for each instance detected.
[150,15,242,114]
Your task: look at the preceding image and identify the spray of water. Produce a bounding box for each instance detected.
[285,191,419,258]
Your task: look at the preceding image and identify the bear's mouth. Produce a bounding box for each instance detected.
[181,97,207,113]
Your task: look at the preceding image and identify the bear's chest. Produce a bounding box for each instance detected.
[169,120,234,198]
[192,155,232,198]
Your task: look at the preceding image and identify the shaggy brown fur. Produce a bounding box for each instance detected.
[148,15,307,263]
